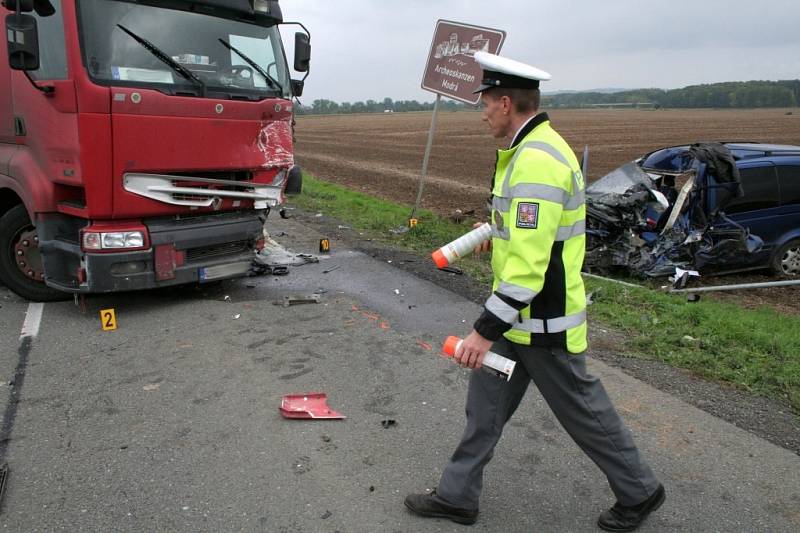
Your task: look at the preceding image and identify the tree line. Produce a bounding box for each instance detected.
[295,97,472,115]
[296,80,799,115]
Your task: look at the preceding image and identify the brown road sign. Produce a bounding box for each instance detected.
[421,20,506,105]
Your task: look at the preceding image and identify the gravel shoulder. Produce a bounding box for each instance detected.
[287,208,800,456]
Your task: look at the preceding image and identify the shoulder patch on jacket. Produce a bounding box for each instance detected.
[516,202,539,229]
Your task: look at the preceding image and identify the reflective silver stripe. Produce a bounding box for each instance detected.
[492,196,511,212]
[522,141,572,167]
[497,281,537,303]
[485,294,520,324]
[500,141,584,208]
[555,219,586,241]
[491,225,510,240]
[497,187,583,211]
[564,189,585,210]
[516,310,587,333]
[508,183,570,205]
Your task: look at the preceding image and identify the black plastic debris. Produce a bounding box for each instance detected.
[438,266,463,275]
[381,419,397,428]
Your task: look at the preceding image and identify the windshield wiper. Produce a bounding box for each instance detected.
[117,24,207,97]
[218,38,283,94]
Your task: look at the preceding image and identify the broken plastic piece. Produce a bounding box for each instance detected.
[381,419,397,428]
[438,265,464,275]
[280,393,346,419]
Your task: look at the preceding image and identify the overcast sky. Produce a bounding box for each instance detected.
[278,0,800,104]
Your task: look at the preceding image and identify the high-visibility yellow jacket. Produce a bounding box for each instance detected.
[473,113,587,354]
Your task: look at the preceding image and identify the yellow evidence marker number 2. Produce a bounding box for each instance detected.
[100,309,117,331]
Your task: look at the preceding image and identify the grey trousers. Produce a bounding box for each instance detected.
[436,338,660,510]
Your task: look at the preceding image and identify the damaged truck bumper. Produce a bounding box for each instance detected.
[39,212,263,294]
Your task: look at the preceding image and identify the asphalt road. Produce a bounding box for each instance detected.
[0,215,798,532]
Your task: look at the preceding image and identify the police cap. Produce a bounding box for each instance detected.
[472,51,552,94]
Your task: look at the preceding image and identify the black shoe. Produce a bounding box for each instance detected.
[404,490,478,525]
[597,484,666,532]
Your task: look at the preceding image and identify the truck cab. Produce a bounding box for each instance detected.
[0,0,310,300]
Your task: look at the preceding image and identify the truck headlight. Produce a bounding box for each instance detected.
[83,231,146,250]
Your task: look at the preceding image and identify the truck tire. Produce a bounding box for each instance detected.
[771,238,800,277]
[284,165,302,195]
[0,205,69,301]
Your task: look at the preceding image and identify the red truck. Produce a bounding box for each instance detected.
[0,0,310,301]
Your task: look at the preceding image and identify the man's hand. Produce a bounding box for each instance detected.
[472,222,492,255]
[454,330,493,369]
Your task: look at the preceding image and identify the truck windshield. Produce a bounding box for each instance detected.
[77,0,290,99]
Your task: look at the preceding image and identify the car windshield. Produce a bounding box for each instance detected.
[587,162,655,195]
[77,0,290,99]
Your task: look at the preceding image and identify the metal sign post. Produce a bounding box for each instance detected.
[410,93,441,220]
[409,20,505,224]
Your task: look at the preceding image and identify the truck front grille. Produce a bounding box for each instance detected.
[185,240,252,263]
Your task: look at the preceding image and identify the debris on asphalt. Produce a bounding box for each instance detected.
[275,294,321,307]
[381,419,397,428]
[233,314,241,320]
[393,289,400,295]
[280,393,346,419]
[251,235,318,276]
[320,510,332,520]
[143,383,161,391]
[279,208,289,219]
[322,265,341,274]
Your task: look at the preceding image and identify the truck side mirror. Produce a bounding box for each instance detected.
[290,79,304,97]
[293,32,310,72]
[6,13,39,70]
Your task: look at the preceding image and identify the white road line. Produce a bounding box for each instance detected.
[20,302,44,340]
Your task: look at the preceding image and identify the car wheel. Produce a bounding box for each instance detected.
[0,205,69,301]
[771,238,800,277]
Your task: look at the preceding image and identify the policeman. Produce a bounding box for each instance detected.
[405,52,665,531]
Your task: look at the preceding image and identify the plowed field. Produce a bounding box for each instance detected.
[295,108,800,215]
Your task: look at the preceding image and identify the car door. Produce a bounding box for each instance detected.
[723,163,780,262]
[775,162,800,245]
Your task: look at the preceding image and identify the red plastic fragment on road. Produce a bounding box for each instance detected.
[416,340,433,350]
[280,393,346,420]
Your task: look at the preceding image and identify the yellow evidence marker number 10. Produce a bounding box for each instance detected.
[100,309,117,331]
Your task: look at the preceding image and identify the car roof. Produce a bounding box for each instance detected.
[639,143,800,172]
[723,142,800,160]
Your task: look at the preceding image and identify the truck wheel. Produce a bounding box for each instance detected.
[284,165,302,195]
[0,205,68,301]
[771,239,800,277]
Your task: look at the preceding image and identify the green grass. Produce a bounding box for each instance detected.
[290,172,493,282]
[584,277,800,411]
[291,173,800,412]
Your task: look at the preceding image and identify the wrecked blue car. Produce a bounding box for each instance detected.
[584,142,800,277]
